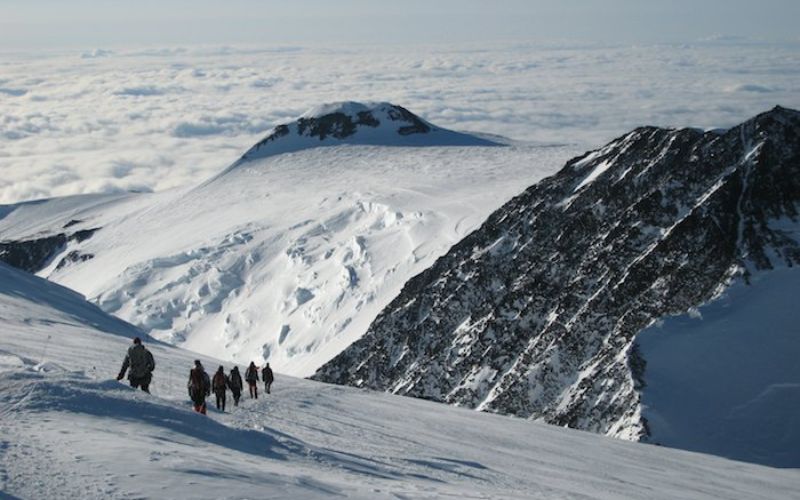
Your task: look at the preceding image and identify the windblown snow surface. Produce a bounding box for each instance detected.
[0,102,577,377]
[637,265,800,468]
[2,263,799,499]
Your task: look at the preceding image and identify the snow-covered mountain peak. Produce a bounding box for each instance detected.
[237,101,498,162]
[751,104,800,122]
[736,104,800,142]
[298,101,391,119]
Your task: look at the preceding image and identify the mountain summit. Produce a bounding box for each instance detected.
[238,101,498,161]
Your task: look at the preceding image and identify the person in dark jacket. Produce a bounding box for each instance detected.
[245,361,259,399]
[188,360,210,415]
[228,366,243,406]
[212,366,228,412]
[261,362,274,394]
[116,337,155,393]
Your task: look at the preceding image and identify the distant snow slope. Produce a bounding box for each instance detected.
[2,262,799,499]
[638,266,800,467]
[0,102,577,376]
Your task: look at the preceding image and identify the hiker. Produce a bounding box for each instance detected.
[212,365,228,412]
[188,360,211,415]
[262,362,274,394]
[228,366,243,406]
[245,361,259,399]
[116,336,155,393]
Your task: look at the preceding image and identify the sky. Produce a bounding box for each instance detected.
[1,0,799,48]
[0,1,799,204]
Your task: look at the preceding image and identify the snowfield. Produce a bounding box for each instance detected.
[0,103,579,377]
[2,262,799,499]
[637,266,800,467]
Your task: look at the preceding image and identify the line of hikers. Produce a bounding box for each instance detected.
[116,337,274,416]
[188,360,274,414]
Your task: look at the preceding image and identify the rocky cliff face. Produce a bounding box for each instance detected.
[313,106,800,439]
[0,223,99,273]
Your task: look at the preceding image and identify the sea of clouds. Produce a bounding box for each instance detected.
[1,40,798,204]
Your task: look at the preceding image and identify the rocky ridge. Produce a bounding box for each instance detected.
[313,106,800,440]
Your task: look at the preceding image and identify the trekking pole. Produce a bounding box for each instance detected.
[39,334,52,365]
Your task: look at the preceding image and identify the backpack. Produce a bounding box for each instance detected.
[212,372,227,391]
[228,371,243,390]
[189,368,208,398]
[245,365,258,382]
[128,345,154,378]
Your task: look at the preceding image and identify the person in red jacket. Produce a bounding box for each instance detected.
[245,361,259,399]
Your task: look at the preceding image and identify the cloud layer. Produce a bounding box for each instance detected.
[1,41,799,204]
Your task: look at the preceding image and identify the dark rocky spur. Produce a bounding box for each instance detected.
[313,106,800,441]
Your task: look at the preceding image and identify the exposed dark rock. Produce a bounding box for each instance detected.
[0,227,100,273]
[245,124,290,155]
[313,106,800,440]
[63,219,82,229]
[55,250,95,271]
[356,111,380,127]
[388,105,431,136]
[0,234,67,273]
[70,228,100,243]
[239,103,449,161]
[297,112,358,141]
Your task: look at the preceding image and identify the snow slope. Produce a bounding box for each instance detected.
[2,262,799,499]
[0,102,578,377]
[637,266,800,467]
